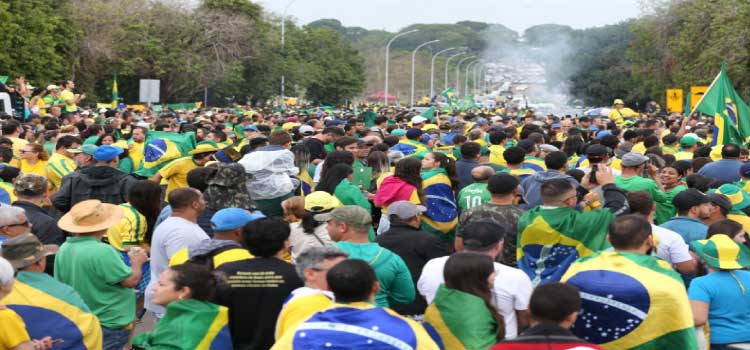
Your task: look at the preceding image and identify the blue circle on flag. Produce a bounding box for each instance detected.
[567,270,651,344]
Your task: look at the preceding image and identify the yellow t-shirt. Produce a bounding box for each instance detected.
[275,292,333,340]
[631,142,647,154]
[608,107,637,124]
[106,203,147,251]
[19,159,48,177]
[488,144,506,166]
[674,151,694,161]
[128,141,145,172]
[59,90,77,112]
[0,307,31,350]
[158,156,199,196]
[46,153,76,190]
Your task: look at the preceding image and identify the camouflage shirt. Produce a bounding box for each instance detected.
[457,203,523,267]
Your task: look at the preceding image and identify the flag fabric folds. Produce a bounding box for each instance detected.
[273,302,439,350]
[562,251,698,350]
[517,207,613,286]
[420,169,458,240]
[424,285,497,350]
[134,131,196,178]
[420,107,436,122]
[692,63,750,146]
[132,299,232,350]
[441,88,456,106]
[5,271,102,349]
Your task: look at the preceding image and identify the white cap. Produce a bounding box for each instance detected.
[299,125,315,135]
[411,116,427,124]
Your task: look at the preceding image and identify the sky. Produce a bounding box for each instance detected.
[260,0,643,33]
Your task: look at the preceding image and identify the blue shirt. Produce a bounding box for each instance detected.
[697,159,743,182]
[688,270,750,345]
[659,217,707,243]
[455,159,479,191]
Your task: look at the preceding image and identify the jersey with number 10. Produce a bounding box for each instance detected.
[457,182,491,212]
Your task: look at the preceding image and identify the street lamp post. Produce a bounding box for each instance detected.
[465,61,479,97]
[455,56,475,96]
[410,40,439,107]
[384,29,419,106]
[280,0,297,110]
[444,52,466,91]
[429,47,455,101]
[472,64,482,95]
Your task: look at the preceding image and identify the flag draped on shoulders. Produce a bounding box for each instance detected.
[134,131,196,178]
[391,139,428,159]
[424,285,497,350]
[561,251,697,350]
[692,63,750,146]
[273,302,439,350]
[5,271,102,349]
[132,299,232,350]
[420,169,458,240]
[517,206,613,286]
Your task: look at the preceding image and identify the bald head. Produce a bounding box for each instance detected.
[471,166,495,183]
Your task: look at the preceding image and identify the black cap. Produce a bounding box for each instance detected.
[673,189,711,212]
[488,173,520,195]
[706,193,732,214]
[462,221,506,250]
[518,139,536,152]
[406,128,423,140]
[586,144,609,159]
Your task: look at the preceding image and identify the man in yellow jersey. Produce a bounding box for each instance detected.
[128,126,147,171]
[1,120,28,161]
[46,135,82,193]
[608,99,638,124]
[274,246,348,340]
[675,134,700,161]
[151,142,218,197]
[59,80,85,114]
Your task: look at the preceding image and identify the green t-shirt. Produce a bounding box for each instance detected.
[54,236,135,328]
[615,175,670,224]
[457,183,491,212]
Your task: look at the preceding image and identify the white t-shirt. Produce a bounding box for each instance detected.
[417,255,533,338]
[651,224,693,265]
[145,216,209,316]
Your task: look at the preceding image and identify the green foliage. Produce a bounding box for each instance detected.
[300,28,365,105]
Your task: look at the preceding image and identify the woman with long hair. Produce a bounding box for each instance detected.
[374,157,424,234]
[19,143,48,177]
[367,150,391,192]
[425,252,505,349]
[314,150,354,185]
[132,264,232,349]
[315,163,372,222]
[420,152,459,240]
[288,191,341,262]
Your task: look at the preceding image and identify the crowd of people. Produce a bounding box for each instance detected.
[0,76,749,350]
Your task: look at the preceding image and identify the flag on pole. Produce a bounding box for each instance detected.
[441,88,456,105]
[111,73,119,109]
[683,92,691,117]
[420,106,436,122]
[691,63,750,146]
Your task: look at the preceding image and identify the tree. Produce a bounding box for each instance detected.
[301,27,365,105]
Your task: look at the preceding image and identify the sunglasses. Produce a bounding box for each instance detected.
[3,221,29,228]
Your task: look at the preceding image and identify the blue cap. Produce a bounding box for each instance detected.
[589,125,600,131]
[93,145,123,162]
[740,163,750,178]
[211,208,266,231]
[551,122,561,128]
[421,134,435,143]
[243,124,258,131]
[596,130,613,139]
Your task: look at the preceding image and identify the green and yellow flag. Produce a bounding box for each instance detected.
[692,63,750,146]
[562,251,698,350]
[132,299,232,350]
[420,106,436,122]
[441,88,456,105]
[424,285,498,350]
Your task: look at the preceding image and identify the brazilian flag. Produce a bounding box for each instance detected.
[424,285,498,350]
[562,251,698,350]
[132,299,232,350]
[6,272,102,349]
[692,63,750,145]
[518,206,613,286]
[441,88,456,106]
[134,131,196,178]
[420,168,458,241]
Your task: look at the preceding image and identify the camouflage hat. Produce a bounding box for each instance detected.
[13,174,47,196]
[314,205,372,229]
[1,233,58,269]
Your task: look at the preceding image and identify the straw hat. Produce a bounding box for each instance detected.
[58,200,123,233]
